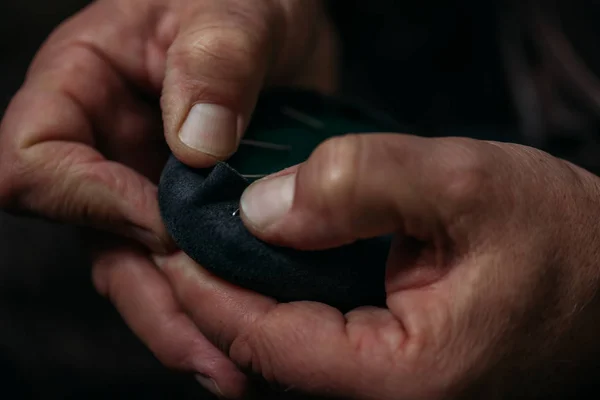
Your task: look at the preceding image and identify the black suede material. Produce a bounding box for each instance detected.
[159,157,391,312]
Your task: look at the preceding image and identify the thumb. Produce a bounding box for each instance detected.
[162,0,325,168]
[239,133,451,250]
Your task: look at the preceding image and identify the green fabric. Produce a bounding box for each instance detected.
[226,88,405,180]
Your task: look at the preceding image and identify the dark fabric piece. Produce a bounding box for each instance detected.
[159,157,390,312]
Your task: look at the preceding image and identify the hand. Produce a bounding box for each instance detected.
[157,133,600,399]
[0,0,336,396]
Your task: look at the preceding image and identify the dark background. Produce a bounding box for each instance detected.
[0,1,595,399]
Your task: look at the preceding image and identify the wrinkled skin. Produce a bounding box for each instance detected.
[0,0,335,397]
[155,134,600,399]
[2,0,600,398]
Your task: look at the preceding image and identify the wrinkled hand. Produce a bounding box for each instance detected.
[0,0,335,396]
[157,134,600,399]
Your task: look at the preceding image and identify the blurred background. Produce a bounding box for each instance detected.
[1,0,599,398]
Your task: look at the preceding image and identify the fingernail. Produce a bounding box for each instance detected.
[195,374,224,398]
[179,104,239,157]
[240,173,296,230]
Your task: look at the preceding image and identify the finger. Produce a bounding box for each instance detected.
[156,251,411,398]
[0,64,169,252]
[91,244,248,398]
[239,133,492,250]
[162,0,330,167]
[0,1,175,251]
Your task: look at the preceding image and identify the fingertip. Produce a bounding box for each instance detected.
[239,173,296,234]
[179,103,240,155]
[196,375,225,398]
[166,103,243,168]
[197,369,249,399]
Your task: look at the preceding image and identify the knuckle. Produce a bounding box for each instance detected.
[309,135,363,211]
[56,46,117,111]
[228,320,271,377]
[228,329,255,370]
[437,140,489,206]
[171,25,265,81]
[228,306,287,380]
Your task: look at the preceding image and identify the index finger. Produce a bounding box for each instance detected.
[0,0,175,250]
